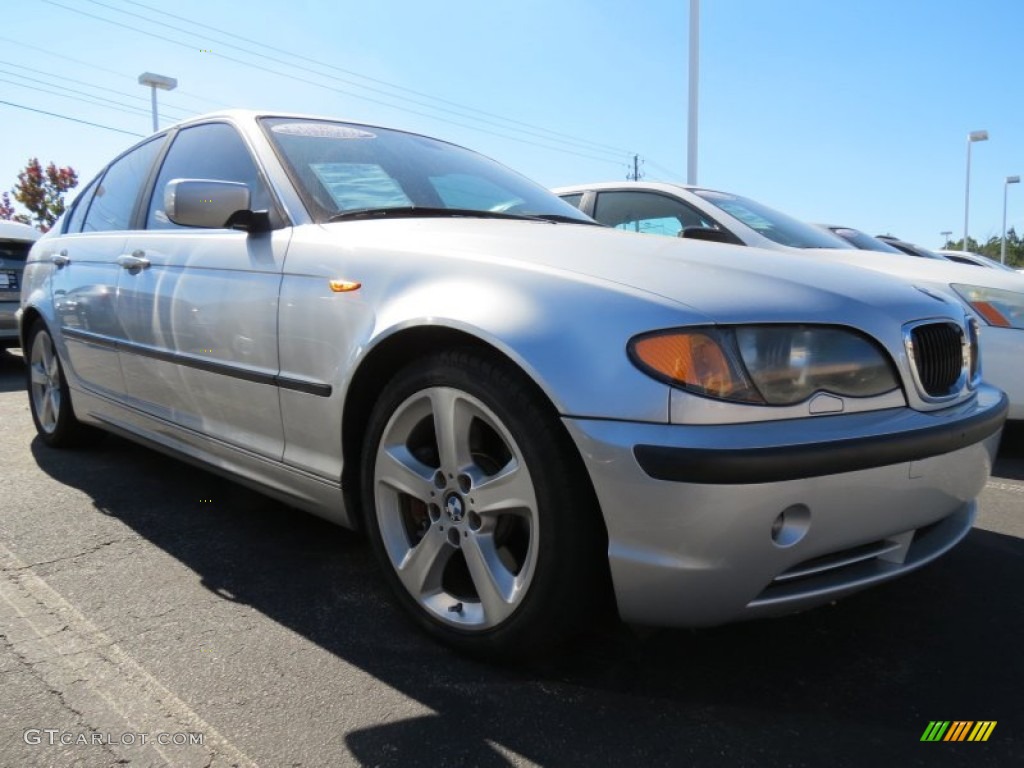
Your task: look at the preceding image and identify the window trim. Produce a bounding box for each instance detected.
[140,119,289,232]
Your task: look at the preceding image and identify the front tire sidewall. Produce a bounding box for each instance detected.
[361,351,600,660]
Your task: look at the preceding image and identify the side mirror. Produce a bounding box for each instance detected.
[680,226,738,245]
[164,179,269,231]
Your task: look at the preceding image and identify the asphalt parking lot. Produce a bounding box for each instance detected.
[1,347,1020,768]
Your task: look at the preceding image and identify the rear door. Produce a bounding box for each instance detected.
[48,138,165,397]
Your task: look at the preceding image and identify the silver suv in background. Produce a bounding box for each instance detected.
[1,220,41,350]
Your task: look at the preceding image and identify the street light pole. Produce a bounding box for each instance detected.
[1002,175,1020,264]
[963,129,988,250]
[940,230,952,247]
[138,72,178,133]
[687,0,699,185]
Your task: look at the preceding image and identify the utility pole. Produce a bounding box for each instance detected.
[627,154,643,181]
[687,0,700,184]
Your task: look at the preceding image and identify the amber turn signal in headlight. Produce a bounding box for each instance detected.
[630,329,762,403]
[952,284,1024,330]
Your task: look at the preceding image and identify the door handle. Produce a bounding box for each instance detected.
[117,251,150,270]
[51,250,70,267]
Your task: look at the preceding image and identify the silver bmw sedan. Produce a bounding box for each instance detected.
[19,111,1006,659]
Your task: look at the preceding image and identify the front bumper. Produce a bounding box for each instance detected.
[565,384,1006,627]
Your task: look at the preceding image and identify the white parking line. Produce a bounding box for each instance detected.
[0,540,259,768]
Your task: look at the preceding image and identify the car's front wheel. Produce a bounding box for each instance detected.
[361,349,606,660]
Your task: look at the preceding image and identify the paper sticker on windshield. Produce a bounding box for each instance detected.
[271,123,376,140]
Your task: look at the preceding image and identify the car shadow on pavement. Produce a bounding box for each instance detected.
[994,423,1024,481]
[26,432,1022,768]
[0,349,26,393]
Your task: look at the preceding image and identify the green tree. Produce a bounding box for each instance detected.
[1,158,78,232]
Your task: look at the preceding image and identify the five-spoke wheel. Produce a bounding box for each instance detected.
[362,350,606,659]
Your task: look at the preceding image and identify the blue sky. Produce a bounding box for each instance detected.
[2,0,1021,248]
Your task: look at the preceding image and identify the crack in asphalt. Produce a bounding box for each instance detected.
[0,536,138,573]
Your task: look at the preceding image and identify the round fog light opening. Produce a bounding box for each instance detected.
[771,504,810,547]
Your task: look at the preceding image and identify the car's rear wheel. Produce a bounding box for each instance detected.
[361,349,606,660]
[26,320,100,448]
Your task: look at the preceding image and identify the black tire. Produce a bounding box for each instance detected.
[25,319,102,449]
[360,349,607,660]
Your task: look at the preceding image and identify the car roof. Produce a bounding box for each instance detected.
[0,220,41,241]
[551,180,722,196]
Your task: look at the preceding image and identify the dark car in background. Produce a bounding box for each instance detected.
[1,221,41,350]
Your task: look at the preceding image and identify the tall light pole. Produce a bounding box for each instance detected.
[940,230,952,247]
[138,72,177,133]
[687,0,699,184]
[1002,175,1020,264]
[963,129,988,250]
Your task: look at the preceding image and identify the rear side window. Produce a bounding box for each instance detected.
[0,240,33,262]
[64,177,100,234]
[146,122,272,229]
[83,138,163,232]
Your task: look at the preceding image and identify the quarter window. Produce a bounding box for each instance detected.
[82,138,163,232]
[146,123,272,229]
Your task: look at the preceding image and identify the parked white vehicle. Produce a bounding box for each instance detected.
[555,181,1024,420]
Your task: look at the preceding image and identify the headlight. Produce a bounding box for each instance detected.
[951,284,1024,329]
[629,325,899,406]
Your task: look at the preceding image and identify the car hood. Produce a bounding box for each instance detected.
[318,219,965,325]
[799,247,1024,292]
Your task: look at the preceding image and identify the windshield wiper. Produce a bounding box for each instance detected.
[532,213,602,225]
[326,206,553,223]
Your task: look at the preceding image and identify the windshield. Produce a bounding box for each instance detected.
[260,118,593,224]
[830,227,905,253]
[693,189,854,249]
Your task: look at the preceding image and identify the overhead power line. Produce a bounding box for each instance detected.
[0,59,191,120]
[110,0,634,158]
[43,0,633,166]
[0,99,145,137]
[0,68,187,123]
[0,34,227,111]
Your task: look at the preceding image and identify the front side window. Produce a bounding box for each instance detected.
[82,137,163,232]
[558,193,584,210]
[260,117,592,224]
[594,190,721,237]
[146,122,273,229]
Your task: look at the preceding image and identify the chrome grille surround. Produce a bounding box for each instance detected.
[902,319,977,403]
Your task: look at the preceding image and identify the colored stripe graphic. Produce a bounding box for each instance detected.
[921,720,996,742]
[968,722,997,742]
[921,721,950,741]
[944,721,973,741]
